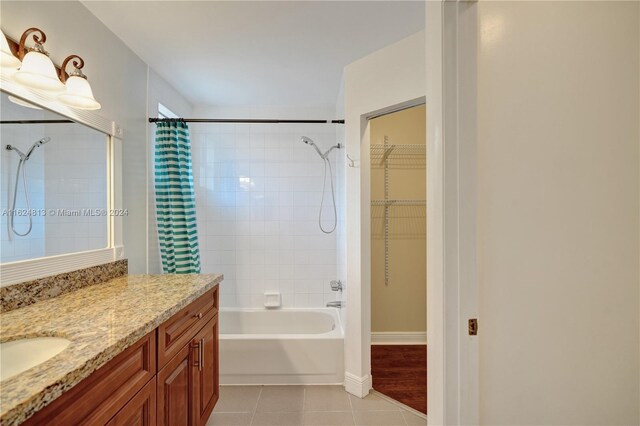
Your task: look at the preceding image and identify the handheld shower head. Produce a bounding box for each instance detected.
[300,135,342,234]
[301,136,324,158]
[25,136,51,159]
[37,137,51,146]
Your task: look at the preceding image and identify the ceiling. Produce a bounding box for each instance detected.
[82,1,424,109]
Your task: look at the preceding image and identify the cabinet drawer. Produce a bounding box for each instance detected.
[157,287,218,368]
[23,331,156,426]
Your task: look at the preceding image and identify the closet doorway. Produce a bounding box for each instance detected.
[369,104,426,414]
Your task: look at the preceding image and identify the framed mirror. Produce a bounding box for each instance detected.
[0,77,122,286]
[1,91,109,262]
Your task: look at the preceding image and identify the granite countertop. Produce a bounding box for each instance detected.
[0,273,223,426]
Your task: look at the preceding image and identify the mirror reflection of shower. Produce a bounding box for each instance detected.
[5,137,51,236]
[300,136,341,234]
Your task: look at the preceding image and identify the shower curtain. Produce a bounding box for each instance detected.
[154,121,201,273]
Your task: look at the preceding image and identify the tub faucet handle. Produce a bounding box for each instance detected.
[330,280,343,292]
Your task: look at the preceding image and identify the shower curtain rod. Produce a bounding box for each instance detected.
[149,118,345,124]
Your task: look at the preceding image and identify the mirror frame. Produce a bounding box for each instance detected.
[0,73,124,286]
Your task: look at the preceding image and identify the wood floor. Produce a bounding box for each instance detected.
[371,345,427,414]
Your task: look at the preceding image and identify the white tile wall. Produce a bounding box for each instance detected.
[190,122,345,309]
[43,123,108,256]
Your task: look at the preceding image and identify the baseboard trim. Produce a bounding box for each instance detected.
[371,332,427,345]
[344,372,372,398]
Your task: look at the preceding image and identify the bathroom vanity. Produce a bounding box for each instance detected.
[0,273,222,426]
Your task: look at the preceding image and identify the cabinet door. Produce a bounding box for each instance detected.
[191,315,219,426]
[157,343,193,426]
[107,378,156,426]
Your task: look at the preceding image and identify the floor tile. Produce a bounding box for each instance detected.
[255,385,305,412]
[206,412,253,426]
[303,411,355,425]
[348,394,400,412]
[304,385,351,411]
[353,410,406,426]
[214,386,262,413]
[401,410,427,425]
[251,411,304,425]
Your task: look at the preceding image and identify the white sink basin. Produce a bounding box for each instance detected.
[0,337,71,381]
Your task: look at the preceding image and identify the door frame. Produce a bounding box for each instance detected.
[343,3,479,424]
[426,1,479,425]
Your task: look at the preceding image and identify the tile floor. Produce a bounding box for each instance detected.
[206,385,427,426]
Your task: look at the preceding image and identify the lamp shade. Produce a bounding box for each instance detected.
[58,75,101,110]
[0,31,21,70]
[13,50,64,92]
[8,95,42,110]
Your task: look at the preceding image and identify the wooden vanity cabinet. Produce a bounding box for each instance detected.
[157,343,192,426]
[157,287,219,426]
[106,378,157,426]
[22,285,219,426]
[157,315,219,426]
[191,316,219,426]
[22,332,157,426]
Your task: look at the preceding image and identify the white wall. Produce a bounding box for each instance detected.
[1,1,193,274]
[342,30,425,396]
[476,2,640,424]
[188,106,342,309]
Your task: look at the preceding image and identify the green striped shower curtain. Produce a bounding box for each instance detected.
[154,121,201,273]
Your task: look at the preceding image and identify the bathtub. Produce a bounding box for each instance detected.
[219,308,344,385]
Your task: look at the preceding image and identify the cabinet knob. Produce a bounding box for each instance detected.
[193,312,203,319]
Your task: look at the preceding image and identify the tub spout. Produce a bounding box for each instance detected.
[326,301,344,308]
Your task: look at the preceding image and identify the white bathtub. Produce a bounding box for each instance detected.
[219,308,344,385]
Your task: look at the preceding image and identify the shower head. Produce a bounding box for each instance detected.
[25,136,51,159]
[36,137,51,146]
[301,136,324,158]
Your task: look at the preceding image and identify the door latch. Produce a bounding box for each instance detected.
[468,318,478,336]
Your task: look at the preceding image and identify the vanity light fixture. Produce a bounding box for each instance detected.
[0,30,21,70]
[13,28,64,92]
[57,55,101,110]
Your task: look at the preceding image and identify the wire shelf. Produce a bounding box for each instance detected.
[370,144,426,168]
[371,199,426,206]
[371,206,426,238]
[372,136,426,286]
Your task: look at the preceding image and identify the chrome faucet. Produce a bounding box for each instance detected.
[326,301,344,308]
[330,280,343,292]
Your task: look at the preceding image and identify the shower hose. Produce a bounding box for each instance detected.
[10,158,33,236]
[319,156,337,234]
